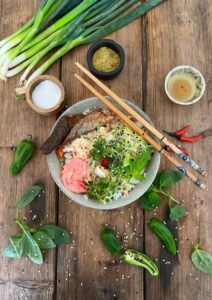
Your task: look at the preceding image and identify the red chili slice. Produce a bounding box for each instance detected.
[101,158,109,169]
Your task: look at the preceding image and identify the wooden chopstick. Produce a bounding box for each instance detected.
[74,73,206,191]
[75,62,207,178]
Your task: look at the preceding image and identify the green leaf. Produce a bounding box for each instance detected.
[1,243,20,258]
[38,225,71,245]
[22,232,43,264]
[100,227,122,256]
[140,191,162,211]
[16,220,43,264]
[32,231,56,249]
[159,170,183,189]
[130,146,154,176]
[153,172,162,187]
[169,205,186,221]
[191,246,212,275]
[123,153,130,167]
[9,233,24,257]
[132,172,145,180]
[17,185,44,210]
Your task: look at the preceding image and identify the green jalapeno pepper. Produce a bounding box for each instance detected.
[148,218,177,255]
[9,135,36,176]
[100,227,122,256]
[121,249,159,276]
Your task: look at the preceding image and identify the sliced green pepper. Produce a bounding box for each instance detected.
[100,227,122,256]
[121,249,159,276]
[148,218,177,255]
[9,135,36,176]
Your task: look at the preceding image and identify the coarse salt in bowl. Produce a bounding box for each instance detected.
[32,80,61,109]
[26,75,65,116]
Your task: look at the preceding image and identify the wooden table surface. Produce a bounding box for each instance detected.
[0,1,212,299]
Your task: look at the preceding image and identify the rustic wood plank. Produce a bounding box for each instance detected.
[56,19,145,300]
[0,148,57,300]
[0,1,59,148]
[144,0,212,299]
[0,1,60,299]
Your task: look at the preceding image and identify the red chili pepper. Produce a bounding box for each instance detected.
[101,158,109,169]
[56,146,64,158]
[175,125,190,136]
[164,125,190,138]
[179,135,204,143]
[165,146,189,156]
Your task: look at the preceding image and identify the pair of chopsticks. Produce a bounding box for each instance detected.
[75,62,207,191]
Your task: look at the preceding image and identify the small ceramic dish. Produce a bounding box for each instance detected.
[87,39,125,80]
[26,75,65,116]
[165,65,206,105]
[47,97,160,210]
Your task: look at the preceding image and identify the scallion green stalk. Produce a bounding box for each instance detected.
[0,28,31,57]
[1,0,56,76]
[38,0,82,32]
[10,0,110,81]
[23,0,165,87]
[0,0,50,51]
[84,0,126,28]
[25,36,84,85]
[22,0,99,52]
[92,0,140,28]
[6,57,35,78]
[85,0,165,44]
[9,30,62,68]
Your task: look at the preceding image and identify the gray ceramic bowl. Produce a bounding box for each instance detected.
[47,97,160,210]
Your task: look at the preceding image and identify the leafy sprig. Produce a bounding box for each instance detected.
[140,170,186,221]
[191,245,212,275]
[1,184,71,264]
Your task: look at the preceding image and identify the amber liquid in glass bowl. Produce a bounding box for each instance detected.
[167,73,201,103]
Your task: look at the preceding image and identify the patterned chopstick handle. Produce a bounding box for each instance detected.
[163,138,207,177]
[177,152,206,176]
[162,149,206,190]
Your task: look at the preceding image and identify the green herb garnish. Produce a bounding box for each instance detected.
[191,245,212,275]
[89,123,153,203]
[169,204,186,221]
[1,184,71,264]
[140,169,185,221]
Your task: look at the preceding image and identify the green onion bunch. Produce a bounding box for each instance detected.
[0,0,165,93]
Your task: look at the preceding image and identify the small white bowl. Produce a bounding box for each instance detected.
[165,65,206,105]
[47,97,160,210]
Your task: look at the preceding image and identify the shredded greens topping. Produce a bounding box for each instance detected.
[86,123,154,203]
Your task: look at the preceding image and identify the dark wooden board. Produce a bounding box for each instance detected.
[144,1,212,299]
[0,1,60,299]
[56,20,145,300]
[0,0,212,299]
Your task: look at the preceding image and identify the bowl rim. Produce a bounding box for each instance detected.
[47,97,160,210]
[164,65,206,105]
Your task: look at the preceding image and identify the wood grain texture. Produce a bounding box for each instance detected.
[56,20,144,300]
[144,0,212,299]
[0,1,60,299]
[0,0,212,299]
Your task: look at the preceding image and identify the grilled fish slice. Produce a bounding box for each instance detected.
[40,115,83,155]
[40,110,115,155]
[62,110,115,146]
